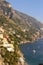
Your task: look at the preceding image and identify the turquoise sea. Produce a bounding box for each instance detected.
[20,38,43,65]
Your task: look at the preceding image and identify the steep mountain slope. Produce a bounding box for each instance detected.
[0,0,42,42]
[14,10,43,29]
[0,0,43,30]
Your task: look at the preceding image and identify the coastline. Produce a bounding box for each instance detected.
[19,37,43,45]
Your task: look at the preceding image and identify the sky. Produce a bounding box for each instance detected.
[6,0,43,23]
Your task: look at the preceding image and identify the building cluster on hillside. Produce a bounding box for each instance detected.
[0,26,14,52]
[0,26,25,65]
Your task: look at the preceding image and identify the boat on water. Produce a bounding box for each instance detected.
[33,49,36,54]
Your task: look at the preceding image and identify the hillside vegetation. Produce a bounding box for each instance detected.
[0,0,43,65]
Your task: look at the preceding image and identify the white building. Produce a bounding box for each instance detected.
[0,34,3,39]
[7,47,14,52]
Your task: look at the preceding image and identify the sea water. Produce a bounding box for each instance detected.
[20,38,43,65]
